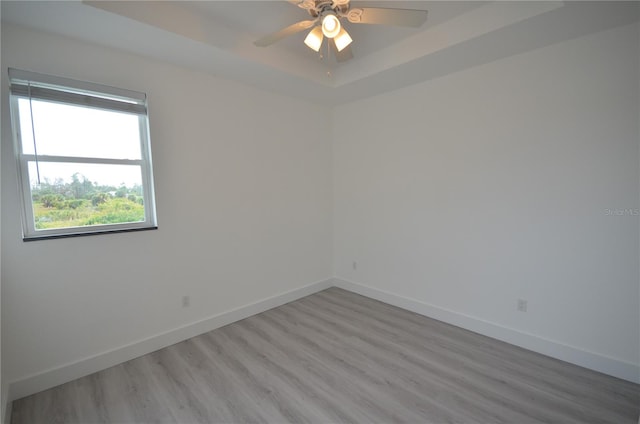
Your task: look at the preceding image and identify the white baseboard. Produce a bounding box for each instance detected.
[3,402,11,424]
[2,404,10,424]
[7,276,638,404]
[2,383,11,424]
[8,278,333,401]
[333,277,640,384]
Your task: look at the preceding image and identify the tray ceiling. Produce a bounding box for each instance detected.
[2,1,639,105]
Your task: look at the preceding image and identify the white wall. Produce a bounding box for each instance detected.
[0,7,9,422]
[333,22,640,382]
[0,6,5,423]
[1,23,332,398]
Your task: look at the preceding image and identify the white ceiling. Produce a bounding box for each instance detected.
[1,1,639,105]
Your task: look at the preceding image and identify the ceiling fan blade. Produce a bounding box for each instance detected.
[254,20,316,47]
[289,0,315,9]
[332,0,351,7]
[347,7,427,27]
[331,39,354,63]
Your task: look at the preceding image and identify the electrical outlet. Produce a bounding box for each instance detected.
[517,299,527,312]
[352,261,358,270]
[182,295,190,308]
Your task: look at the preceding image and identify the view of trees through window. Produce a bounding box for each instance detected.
[31,172,144,229]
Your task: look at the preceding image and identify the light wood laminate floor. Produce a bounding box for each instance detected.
[11,287,640,423]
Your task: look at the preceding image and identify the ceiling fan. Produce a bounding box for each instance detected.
[254,0,428,62]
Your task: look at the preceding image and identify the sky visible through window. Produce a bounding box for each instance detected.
[19,98,143,188]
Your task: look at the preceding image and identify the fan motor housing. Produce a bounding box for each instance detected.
[306,0,350,18]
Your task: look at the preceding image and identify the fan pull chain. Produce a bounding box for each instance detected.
[326,40,332,78]
[27,82,41,185]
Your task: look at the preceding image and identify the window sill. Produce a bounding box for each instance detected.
[23,226,158,242]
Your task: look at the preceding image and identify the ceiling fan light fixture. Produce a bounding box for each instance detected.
[334,28,352,52]
[255,1,429,64]
[304,26,324,52]
[321,14,341,38]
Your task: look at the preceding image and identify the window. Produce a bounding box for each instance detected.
[8,69,157,240]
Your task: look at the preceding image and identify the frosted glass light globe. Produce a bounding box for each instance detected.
[322,14,341,38]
